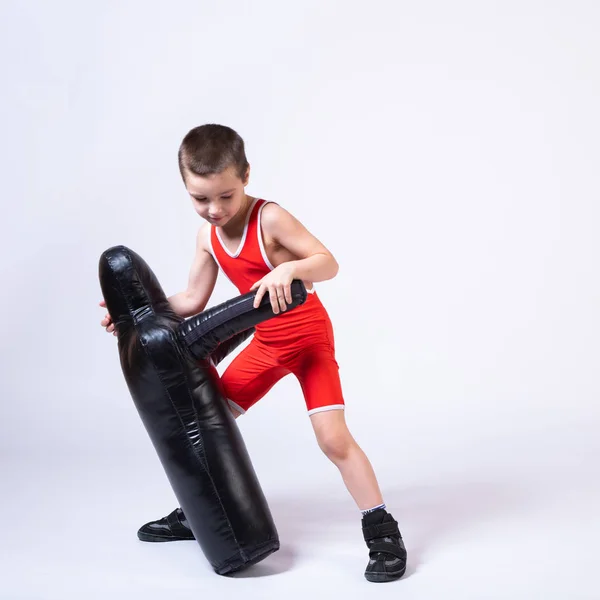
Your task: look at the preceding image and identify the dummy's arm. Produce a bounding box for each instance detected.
[178,280,307,362]
[207,328,255,367]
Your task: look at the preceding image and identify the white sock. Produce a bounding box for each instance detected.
[361,503,386,516]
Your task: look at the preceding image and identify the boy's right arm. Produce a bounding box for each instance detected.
[100,225,218,333]
[168,224,218,317]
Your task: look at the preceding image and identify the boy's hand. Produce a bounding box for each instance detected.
[99,299,117,336]
[250,263,295,314]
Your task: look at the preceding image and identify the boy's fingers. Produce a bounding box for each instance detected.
[270,285,279,314]
[250,277,263,292]
[277,285,287,312]
[284,285,293,305]
[253,285,265,308]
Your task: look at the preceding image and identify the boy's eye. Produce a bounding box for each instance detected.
[222,195,233,200]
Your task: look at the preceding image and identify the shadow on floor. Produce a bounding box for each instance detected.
[239,476,539,579]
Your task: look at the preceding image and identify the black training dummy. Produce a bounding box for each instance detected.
[98,245,306,575]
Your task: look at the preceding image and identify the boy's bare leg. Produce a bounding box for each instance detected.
[228,405,242,418]
[309,409,407,583]
[309,409,383,509]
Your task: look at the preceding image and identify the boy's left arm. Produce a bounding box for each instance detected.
[250,203,338,313]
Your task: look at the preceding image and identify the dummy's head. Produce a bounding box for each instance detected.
[178,124,251,228]
[98,246,174,329]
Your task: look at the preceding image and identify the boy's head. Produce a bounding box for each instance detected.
[178,124,249,181]
[178,124,251,226]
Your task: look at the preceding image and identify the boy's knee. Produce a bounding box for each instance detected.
[317,430,353,463]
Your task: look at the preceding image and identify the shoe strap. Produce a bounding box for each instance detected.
[368,540,406,560]
[362,519,399,541]
[166,510,187,534]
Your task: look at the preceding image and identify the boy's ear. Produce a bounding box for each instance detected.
[243,165,250,186]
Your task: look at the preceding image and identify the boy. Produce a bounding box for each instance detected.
[100,124,407,582]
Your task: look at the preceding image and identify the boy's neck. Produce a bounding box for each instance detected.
[218,194,254,237]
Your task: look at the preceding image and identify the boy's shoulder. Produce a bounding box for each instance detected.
[260,200,297,229]
[260,200,312,249]
[195,221,211,251]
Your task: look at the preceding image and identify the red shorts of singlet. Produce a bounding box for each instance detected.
[218,292,345,416]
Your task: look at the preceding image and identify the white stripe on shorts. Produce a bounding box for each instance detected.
[307,404,345,416]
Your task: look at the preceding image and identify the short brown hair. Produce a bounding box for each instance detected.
[178,124,249,181]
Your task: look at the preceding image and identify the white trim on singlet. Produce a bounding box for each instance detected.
[227,399,246,415]
[215,197,259,258]
[257,200,316,294]
[307,404,345,416]
[206,225,236,287]
[257,201,276,271]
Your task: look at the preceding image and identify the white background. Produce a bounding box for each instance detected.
[0,1,598,598]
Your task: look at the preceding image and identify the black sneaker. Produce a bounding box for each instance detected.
[137,508,196,542]
[362,508,407,582]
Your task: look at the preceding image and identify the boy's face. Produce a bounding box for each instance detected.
[184,165,249,227]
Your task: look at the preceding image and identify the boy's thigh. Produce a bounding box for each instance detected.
[288,346,345,416]
[220,340,290,414]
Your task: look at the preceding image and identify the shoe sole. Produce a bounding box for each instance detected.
[137,531,195,543]
[364,565,406,583]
